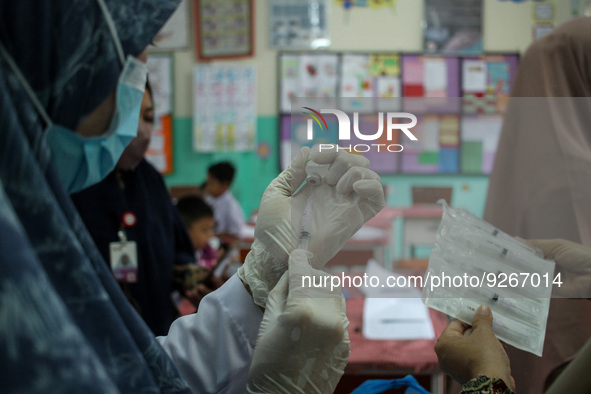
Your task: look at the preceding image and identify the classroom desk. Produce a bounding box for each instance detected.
[366,205,443,264]
[337,297,448,394]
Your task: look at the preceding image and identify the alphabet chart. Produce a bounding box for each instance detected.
[193,64,257,152]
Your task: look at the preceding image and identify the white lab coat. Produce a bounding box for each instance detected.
[157,275,263,393]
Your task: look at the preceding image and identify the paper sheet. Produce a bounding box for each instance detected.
[424,58,447,96]
[421,117,440,152]
[363,298,436,340]
[362,260,435,340]
[462,60,487,92]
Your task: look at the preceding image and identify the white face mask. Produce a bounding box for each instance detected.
[0,0,148,193]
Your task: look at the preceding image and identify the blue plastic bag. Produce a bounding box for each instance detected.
[351,375,431,394]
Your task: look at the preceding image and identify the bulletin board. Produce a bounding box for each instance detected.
[278,51,518,175]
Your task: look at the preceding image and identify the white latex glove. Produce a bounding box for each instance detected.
[246,249,350,394]
[526,238,591,298]
[238,145,385,308]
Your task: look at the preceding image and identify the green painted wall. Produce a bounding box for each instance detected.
[164,116,490,221]
[164,116,280,220]
[382,174,490,217]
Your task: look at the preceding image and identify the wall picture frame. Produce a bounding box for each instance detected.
[195,0,254,60]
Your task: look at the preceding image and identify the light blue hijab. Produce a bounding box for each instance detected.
[0,0,192,392]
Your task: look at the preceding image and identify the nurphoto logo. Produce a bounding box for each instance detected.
[302,107,418,153]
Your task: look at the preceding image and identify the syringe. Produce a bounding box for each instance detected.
[297,159,327,255]
[298,196,313,253]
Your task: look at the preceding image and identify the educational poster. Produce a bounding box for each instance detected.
[279,53,339,112]
[461,55,519,114]
[371,54,402,112]
[193,65,257,152]
[270,0,330,49]
[145,115,173,174]
[146,55,173,174]
[338,53,402,112]
[460,115,503,174]
[150,0,190,50]
[340,54,374,112]
[401,55,461,113]
[400,114,460,174]
[147,55,173,120]
[423,0,483,54]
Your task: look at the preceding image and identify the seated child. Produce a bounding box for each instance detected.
[203,161,245,246]
[176,195,218,270]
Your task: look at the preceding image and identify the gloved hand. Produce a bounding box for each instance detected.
[246,249,350,394]
[238,144,385,308]
[526,238,591,298]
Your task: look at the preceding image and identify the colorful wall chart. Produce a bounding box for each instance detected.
[400,114,460,174]
[193,65,257,152]
[460,115,503,174]
[461,55,519,114]
[339,53,401,112]
[279,53,339,112]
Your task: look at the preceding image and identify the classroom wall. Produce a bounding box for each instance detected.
[162,0,573,218]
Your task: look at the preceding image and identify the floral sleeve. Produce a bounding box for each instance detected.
[461,375,515,394]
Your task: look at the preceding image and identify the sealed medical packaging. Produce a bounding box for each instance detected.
[422,200,555,356]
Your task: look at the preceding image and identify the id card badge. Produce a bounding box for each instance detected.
[110,240,138,283]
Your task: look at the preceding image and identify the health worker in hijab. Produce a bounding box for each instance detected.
[0,1,385,393]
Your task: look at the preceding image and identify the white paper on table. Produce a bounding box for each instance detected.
[351,226,386,241]
[462,60,487,92]
[361,259,435,340]
[363,297,435,340]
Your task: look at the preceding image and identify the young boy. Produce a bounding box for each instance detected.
[203,161,245,245]
[176,195,218,270]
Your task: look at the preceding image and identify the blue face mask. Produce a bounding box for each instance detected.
[45,56,147,193]
[0,0,147,194]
